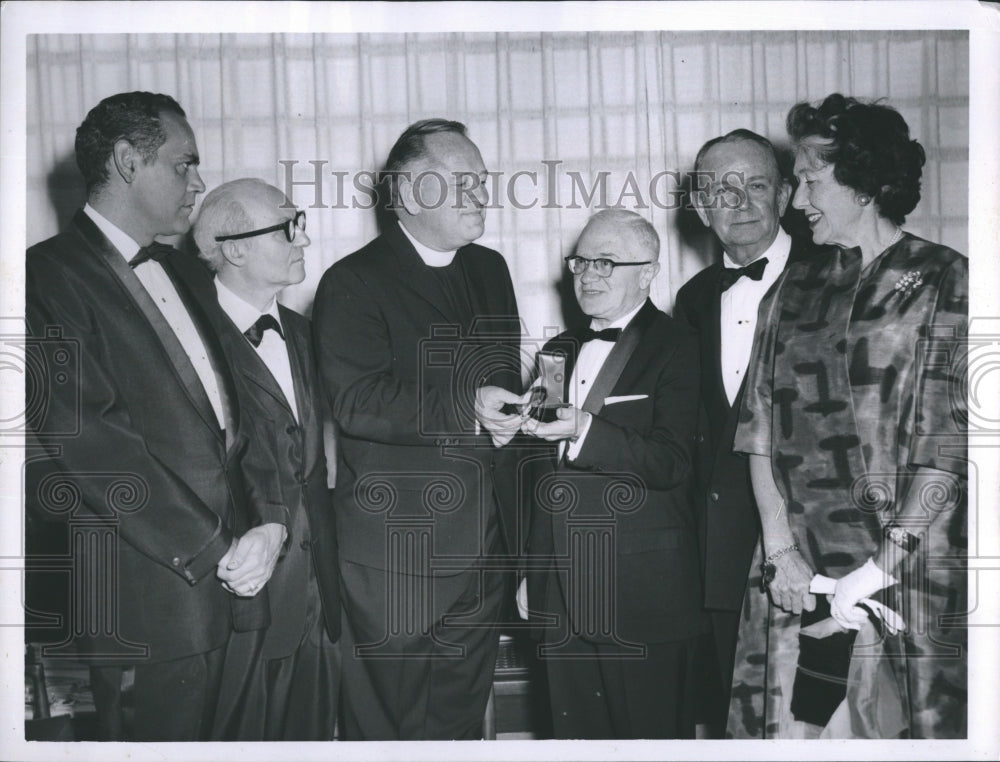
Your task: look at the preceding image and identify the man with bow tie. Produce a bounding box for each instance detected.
[519,209,703,739]
[191,178,341,740]
[25,93,286,740]
[672,129,818,735]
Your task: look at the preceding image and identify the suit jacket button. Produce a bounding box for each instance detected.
[172,557,181,567]
[300,540,311,550]
[286,424,297,435]
[294,470,303,481]
[710,491,720,501]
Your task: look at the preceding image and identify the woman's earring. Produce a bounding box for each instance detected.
[857,194,871,206]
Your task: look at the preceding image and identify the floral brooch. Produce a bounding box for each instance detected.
[893,270,924,296]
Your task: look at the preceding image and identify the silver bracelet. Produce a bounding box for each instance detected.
[765,543,799,563]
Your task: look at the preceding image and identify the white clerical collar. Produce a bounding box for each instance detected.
[398,221,458,267]
[722,227,792,270]
[83,203,141,261]
[214,276,280,334]
[591,298,646,332]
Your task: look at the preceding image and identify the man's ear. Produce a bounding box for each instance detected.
[398,175,422,217]
[776,179,792,218]
[220,239,245,267]
[639,261,661,289]
[112,139,138,184]
[693,191,711,228]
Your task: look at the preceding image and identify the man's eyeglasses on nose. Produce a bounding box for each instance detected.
[564,255,652,278]
[215,210,306,243]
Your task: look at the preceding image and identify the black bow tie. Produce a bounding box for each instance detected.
[580,327,622,343]
[128,242,177,269]
[244,314,284,348]
[718,257,768,292]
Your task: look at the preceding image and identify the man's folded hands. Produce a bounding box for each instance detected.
[217,522,288,597]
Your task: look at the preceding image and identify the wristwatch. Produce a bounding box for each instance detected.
[885,525,920,553]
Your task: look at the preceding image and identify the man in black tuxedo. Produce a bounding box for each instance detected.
[25,92,286,740]
[673,129,810,734]
[312,119,525,740]
[520,209,702,739]
[192,178,341,740]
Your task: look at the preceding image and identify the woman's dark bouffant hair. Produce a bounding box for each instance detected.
[786,93,926,225]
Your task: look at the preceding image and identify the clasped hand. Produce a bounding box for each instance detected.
[520,404,588,442]
[828,557,897,631]
[217,522,287,597]
[769,553,900,634]
[475,385,527,447]
[767,550,816,615]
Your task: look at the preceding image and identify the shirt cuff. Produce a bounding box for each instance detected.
[564,412,594,461]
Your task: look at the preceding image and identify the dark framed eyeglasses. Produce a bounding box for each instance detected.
[215,210,306,243]
[564,255,653,278]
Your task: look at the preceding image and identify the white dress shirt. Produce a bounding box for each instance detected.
[564,299,646,461]
[719,228,791,406]
[215,278,299,422]
[83,204,227,428]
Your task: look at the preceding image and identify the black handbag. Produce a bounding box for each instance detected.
[790,596,859,726]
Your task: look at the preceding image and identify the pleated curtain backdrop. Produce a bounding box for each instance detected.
[27,30,968,337]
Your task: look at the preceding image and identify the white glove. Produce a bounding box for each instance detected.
[516,577,529,620]
[810,572,904,634]
[810,559,901,633]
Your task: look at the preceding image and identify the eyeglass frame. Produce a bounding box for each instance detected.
[215,209,306,243]
[564,254,653,278]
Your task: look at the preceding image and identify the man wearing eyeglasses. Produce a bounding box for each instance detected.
[519,209,703,739]
[25,93,285,740]
[191,178,341,740]
[311,119,524,740]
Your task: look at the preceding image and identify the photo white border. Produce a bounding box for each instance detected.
[2,2,998,760]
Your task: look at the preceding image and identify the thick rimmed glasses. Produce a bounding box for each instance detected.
[564,255,653,278]
[215,210,306,243]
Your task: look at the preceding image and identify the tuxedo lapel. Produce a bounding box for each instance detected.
[707,266,732,415]
[280,306,313,428]
[224,310,296,421]
[73,212,226,442]
[580,299,657,414]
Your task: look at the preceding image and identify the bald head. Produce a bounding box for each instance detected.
[581,209,661,263]
[573,210,661,328]
[194,178,310,310]
[194,178,283,271]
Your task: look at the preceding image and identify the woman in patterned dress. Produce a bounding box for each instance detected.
[727,94,967,739]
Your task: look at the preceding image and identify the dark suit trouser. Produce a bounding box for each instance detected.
[339,559,507,740]
[543,636,700,740]
[541,581,699,739]
[706,608,741,731]
[90,646,228,741]
[213,573,341,740]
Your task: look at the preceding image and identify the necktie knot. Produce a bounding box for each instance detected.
[719,257,768,292]
[129,242,177,269]
[244,314,284,348]
[580,327,622,343]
